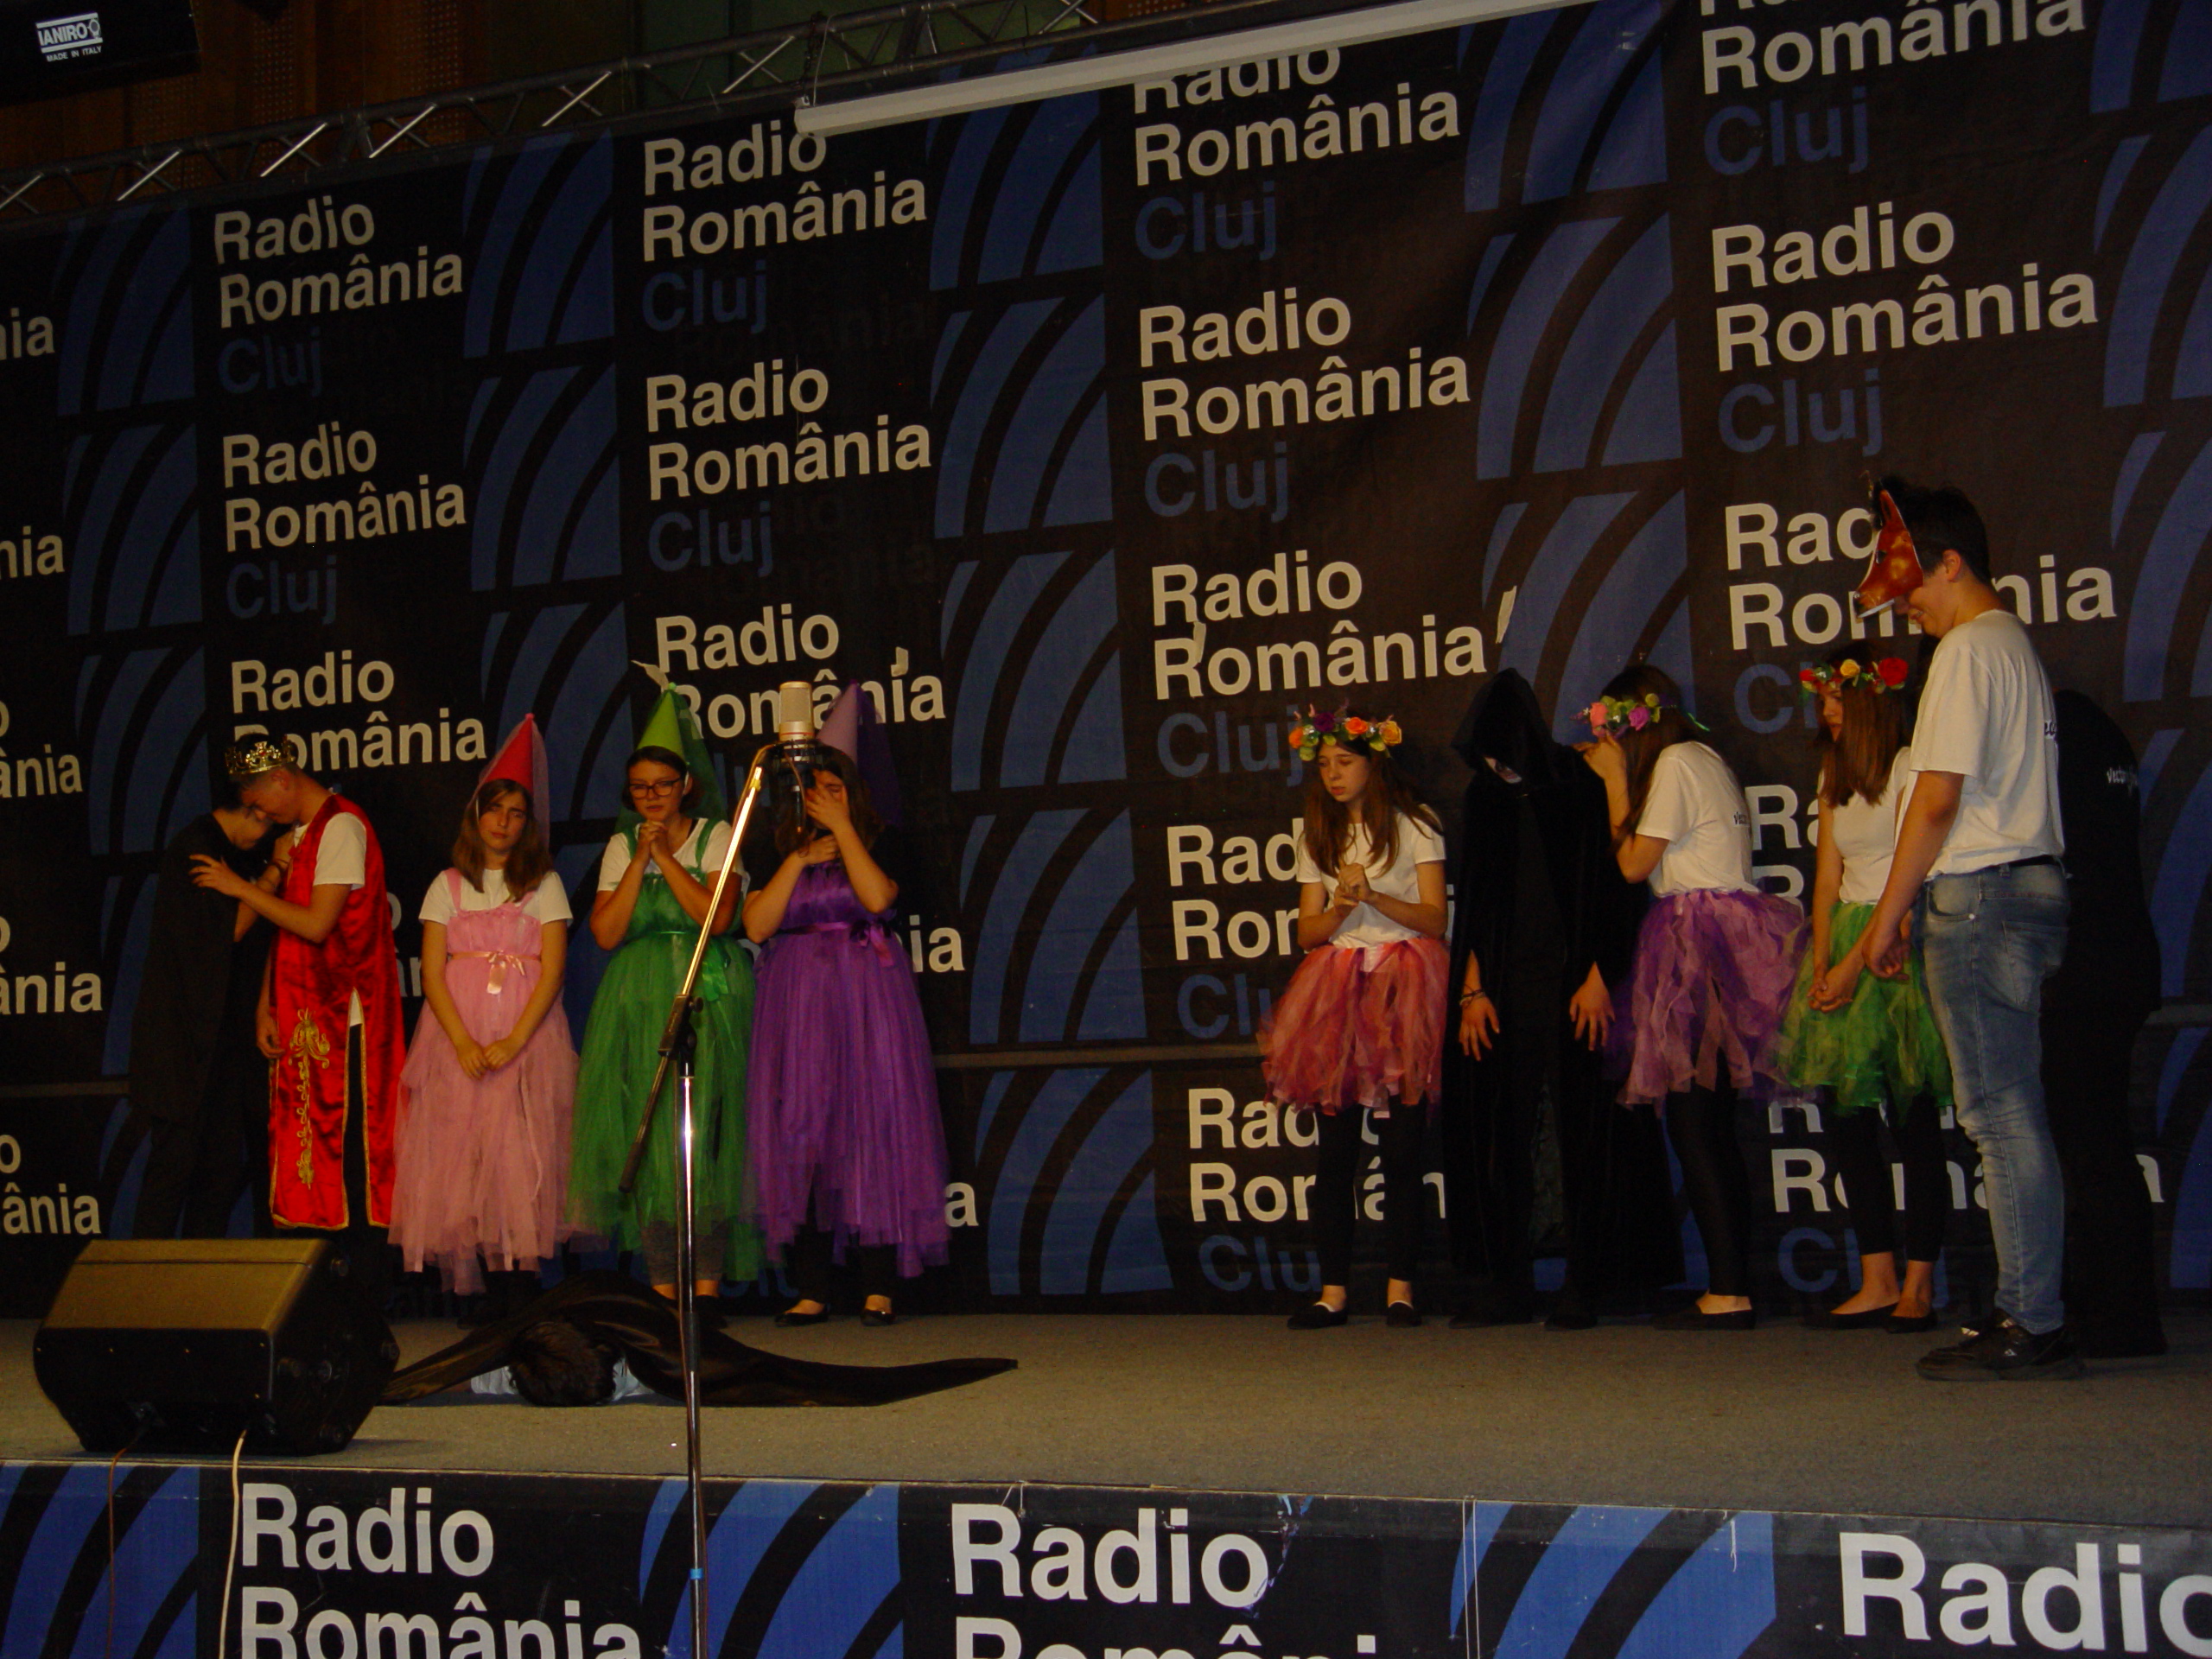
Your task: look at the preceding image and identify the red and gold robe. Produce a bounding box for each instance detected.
[268,796,406,1230]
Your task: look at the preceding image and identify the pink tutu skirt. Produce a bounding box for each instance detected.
[391,897,577,1292]
[1259,937,1448,1115]
[1608,887,1805,1107]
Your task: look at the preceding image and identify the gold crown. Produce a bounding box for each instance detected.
[222,739,289,781]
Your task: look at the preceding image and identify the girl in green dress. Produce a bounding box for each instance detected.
[1776,652,1953,1332]
[569,689,758,1306]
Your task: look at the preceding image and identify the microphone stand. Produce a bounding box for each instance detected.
[618,736,776,1659]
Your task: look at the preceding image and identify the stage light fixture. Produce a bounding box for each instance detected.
[791,0,1564,136]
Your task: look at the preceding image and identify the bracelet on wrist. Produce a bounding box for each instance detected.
[1459,988,1490,1004]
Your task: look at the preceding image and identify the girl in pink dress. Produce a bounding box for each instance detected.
[392,718,578,1319]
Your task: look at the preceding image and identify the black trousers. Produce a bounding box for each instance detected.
[1313,1107,1426,1287]
[133,1034,269,1238]
[1665,1083,1752,1298]
[2041,1000,2164,1346]
[1826,1095,1947,1263]
[282,1030,391,1311]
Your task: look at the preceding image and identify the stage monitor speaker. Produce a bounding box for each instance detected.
[34,1239,399,1455]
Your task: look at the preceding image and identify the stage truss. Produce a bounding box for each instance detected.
[0,0,1314,223]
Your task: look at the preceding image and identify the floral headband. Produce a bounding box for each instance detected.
[1584,692,1701,737]
[1287,706,1403,763]
[1798,657,1909,698]
[222,739,290,781]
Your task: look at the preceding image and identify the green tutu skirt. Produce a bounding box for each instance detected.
[569,920,761,1277]
[1776,901,1953,1116]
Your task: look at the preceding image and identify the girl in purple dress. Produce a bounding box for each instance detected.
[392,717,578,1321]
[743,727,947,1326]
[1580,665,1802,1329]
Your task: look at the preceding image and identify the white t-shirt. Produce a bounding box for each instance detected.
[1830,748,1912,906]
[1637,741,1756,897]
[313,814,365,889]
[596,819,735,891]
[420,868,575,927]
[1910,609,2063,876]
[308,812,368,1027]
[1294,810,1446,948]
[468,1357,652,1402]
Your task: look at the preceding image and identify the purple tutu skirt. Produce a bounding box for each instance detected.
[1259,936,1448,1116]
[1607,888,1805,1107]
[391,893,577,1292]
[747,863,949,1278]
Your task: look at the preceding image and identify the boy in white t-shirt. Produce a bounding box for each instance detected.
[1859,477,2075,1382]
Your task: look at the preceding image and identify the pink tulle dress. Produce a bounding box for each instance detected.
[392,871,578,1291]
[1261,937,1450,1114]
[1261,811,1450,1115]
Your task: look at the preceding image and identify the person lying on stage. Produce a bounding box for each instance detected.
[381,1270,1014,1407]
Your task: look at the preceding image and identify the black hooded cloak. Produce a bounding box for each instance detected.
[384,1272,1015,1407]
[128,815,266,1126]
[1440,671,1679,1320]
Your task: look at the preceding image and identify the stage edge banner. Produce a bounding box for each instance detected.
[0,1464,2208,1659]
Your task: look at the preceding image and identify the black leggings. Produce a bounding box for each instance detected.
[788,1225,897,1304]
[1313,1107,1427,1287]
[1826,1095,1947,1264]
[1665,1084,1752,1298]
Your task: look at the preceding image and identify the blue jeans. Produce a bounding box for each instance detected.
[1916,862,2070,1332]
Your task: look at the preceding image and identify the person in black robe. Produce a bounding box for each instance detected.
[2041,690,2165,1357]
[382,1271,1015,1406]
[127,801,283,1237]
[1440,671,1680,1327]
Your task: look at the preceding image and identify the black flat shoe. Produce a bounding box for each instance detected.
[1652,1306,1756,1331]
[1804,1302,1898,1330]
[774,1306,830,1327]
[859,1307,897,1328]
[1885,1311,1940,1334]
[1385,1301,1422,1329]
[1286,1302,1349,1330]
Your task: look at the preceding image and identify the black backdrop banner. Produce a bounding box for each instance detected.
[2,0,2209,1313]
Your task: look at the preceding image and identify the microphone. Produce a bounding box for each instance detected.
[773,680,823,789]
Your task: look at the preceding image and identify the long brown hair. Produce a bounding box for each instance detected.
[453,780,554,899]
[1815,652,1909,809]
[772,747,885,856]
[1300,715,1440,880]
[1601,664,1701,842]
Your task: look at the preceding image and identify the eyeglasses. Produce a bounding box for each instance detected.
[628,779,683,798]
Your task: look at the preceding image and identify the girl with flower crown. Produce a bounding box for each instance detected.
[1259,707,1449,1329]
[391,716,579,1325]
[1776,651,1952,1332]
[1580,664,1803,1329]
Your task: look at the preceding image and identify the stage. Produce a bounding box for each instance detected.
[4,1311,2207,1525]
[7,1313,2212,1659]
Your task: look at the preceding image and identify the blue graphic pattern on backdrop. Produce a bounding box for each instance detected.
[55,207,193,415]
[464,134,615,355]
[467,365,620,587]
[65,423,200,635]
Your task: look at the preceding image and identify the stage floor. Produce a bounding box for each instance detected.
[3,1312,2205,1527]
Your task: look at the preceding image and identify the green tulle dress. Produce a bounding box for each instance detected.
[1776,900,1953,1116]
[568,828,760,1276]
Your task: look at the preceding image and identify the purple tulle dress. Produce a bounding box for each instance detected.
[1607,887,1805,1107]
[747,860,950,1277]
[392,872,577,1291]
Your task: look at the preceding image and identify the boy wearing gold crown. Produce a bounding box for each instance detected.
[191,741,406,1304]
